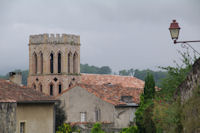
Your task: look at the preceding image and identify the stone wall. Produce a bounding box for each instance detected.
[0,102,17,133]
[29,33,80,44]
[177,58,200,103]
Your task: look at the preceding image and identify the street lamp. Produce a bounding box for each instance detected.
[169,20,200,44]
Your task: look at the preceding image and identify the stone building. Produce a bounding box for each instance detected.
[0,72,56,133]
[27,33,81,96]
[58,74,144,128]
[27,33,144,128]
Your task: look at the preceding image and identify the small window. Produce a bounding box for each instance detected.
[50,84,53,96]
[50,53,54,74]
[58,84,62,94]
[33,84,36,89]
[20,122,25,133]
[80,112,86,122]
[40,84,43,92]
[95,109,101,122]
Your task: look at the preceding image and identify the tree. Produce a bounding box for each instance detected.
[135,73,156,133]
[143,73,155,100]
[55,100,66,131]
[119,68,134,76]
[80,64,112,74]
[98,66,112,74]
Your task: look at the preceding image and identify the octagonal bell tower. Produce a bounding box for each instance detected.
[27,33,81,96]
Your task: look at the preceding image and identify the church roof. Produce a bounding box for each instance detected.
[0,79,56,103]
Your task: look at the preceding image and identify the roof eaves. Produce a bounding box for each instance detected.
[17,100,58,104]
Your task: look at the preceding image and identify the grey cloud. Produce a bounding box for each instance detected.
[0,0,200,75]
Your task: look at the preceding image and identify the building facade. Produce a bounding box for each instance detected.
[27,34,81,96]
[0,75,56,133]
[58,83,142,128]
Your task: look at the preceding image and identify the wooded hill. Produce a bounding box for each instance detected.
[0,64,167,86]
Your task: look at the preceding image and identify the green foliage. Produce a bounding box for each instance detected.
[135,73,156,133]
[119,68,134,76]
[120,126,138,133]
[134,69,167,87]
[56,123,80,133]
[91,123,105,133]
[152,49,197,133]
[144,73,155,100]
[80,64,111,74]
[55,101,67,131]
[152,99,182,133]
[158,50,195,99]
[56,123,72,133]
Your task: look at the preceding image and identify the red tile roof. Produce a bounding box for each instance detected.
[0,79,56,103]
[59,74,144,106]
[81,73,145,89]
[79,83,143,105]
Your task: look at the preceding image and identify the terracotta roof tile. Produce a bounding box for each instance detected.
[78,83,143,105]
[81,73,144,89]
[58,74,144,105]
[0,79,56,103]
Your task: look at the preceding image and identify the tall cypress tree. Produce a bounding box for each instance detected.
[144,73,155,101]
[135,73,156,133]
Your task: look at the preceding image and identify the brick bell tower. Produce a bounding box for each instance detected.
[27,33,81,96]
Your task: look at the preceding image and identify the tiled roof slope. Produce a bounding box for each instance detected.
[0,79,56,103]
[81,73,145,88]
[78,83,143,105]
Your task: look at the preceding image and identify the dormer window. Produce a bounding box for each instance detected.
[121,96,133,103]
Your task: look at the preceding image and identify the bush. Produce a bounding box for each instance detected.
[56,123,80,133]
[91,123,105,133]
[56,123,72,133]
[120,126,138,133]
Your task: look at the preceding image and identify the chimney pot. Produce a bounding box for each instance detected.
[9,72,22,85]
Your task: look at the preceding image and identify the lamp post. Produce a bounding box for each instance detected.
[169,20,200,44]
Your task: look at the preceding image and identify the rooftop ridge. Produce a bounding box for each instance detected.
[81,73,143,79]
[29,33,80,44]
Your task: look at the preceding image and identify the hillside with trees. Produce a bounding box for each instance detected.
[0,64,167,86]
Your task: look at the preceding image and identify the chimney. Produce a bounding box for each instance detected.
[9,72,22,85]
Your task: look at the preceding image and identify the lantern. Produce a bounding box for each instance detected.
[169,20,181,40]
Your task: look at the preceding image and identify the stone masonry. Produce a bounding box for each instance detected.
[177,58,200,103]
[27,33,81,96]
[0,102,17,133]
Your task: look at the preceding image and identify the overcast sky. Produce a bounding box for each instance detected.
[0,0,200,75]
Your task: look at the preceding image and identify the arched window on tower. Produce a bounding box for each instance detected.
[58,83,62,94]
[32,53,37,74]
[32,83,36,90]
[40,52,43,74]
[39,84,43,92]
[68,52,72,73]
[58,52,61,73]
[50,53,54,74]
[50,83,54,96]
[73,52,78,73]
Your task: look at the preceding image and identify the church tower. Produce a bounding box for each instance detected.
[27,33,81,96]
